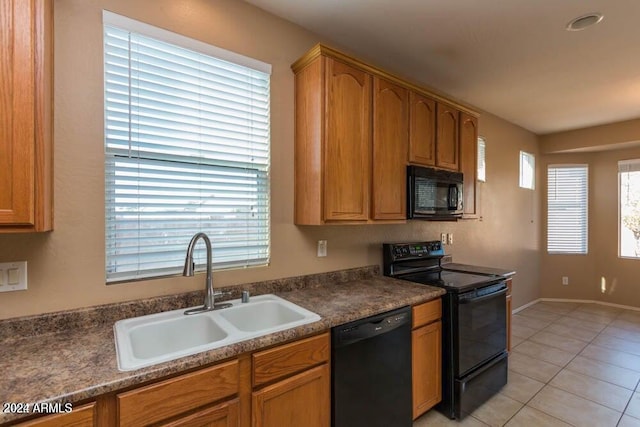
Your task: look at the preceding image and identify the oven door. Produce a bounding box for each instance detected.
[454,282,507,376]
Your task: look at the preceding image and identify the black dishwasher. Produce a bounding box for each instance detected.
[331,306,412,427]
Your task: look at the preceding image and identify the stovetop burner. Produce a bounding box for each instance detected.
[383,241,503,293]
[398,270,502,292]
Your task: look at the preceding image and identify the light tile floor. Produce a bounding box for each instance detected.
[413,301,640,427]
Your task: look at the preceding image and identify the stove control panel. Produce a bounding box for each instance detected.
[384,241,444,261]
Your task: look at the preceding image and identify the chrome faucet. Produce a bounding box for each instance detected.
[183,232,232,315]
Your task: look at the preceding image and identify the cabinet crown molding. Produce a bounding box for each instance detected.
[291,43,480,118]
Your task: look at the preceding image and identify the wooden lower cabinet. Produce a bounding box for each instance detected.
[252,333,330,427]
[117,360,239,427]
[411,299,443,420]
[15,403,95,427]
[161,399,239,427]
[13,333,332,427]
[252,364,330,427]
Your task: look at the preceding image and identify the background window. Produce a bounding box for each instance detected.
[104,12,271,282]
[619,160,640,258]
[547,165,588,254]
[519,151,535,189]
[477,137,486,182]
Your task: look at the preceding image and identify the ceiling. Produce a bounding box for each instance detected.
[244,0,640,135]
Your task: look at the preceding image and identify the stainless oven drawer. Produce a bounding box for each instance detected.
[454,351,508,419]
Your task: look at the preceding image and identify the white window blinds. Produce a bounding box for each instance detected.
[619,159,640,258]
[103,13,271,282]
[477,137,486,182]
[547,165,588,254]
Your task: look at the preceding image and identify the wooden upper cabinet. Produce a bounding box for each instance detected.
[0,0,53,232]
[323,58,372,222]
[292,44,479,224]
[409,92,436,167]
[460,113,478,218]
[372,77,408,220]
[435,103,460,171]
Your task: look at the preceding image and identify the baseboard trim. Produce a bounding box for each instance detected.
[512,299,540,314]
[514,297,640,313]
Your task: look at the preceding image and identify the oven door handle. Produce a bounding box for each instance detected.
[458,286,507,304]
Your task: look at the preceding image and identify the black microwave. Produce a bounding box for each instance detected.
[407,165,463,220]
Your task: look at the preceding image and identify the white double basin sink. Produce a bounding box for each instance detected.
[114,294,321,371]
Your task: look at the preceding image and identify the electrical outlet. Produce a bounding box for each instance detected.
[317,240,327,257]
[448,233,454,245]
[441,233,447,245]
[562,276,569,286]
[0,261,27,292]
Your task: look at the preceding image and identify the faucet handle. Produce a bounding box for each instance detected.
[213,290,232,298]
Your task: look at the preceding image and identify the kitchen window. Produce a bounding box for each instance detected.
[547,165,588,254]
[477,137,486,182]
[103,12,271,283]
[519,151,535,189]
[619,159,640,258]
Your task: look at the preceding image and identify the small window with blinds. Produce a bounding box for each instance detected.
[477,137,486,182]
[547,165,588,254]
[103,12,271,283]
[619,159,640,258]
[519,151,535,189]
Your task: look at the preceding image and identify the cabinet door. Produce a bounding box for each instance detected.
[0,0,36,226]
[252,364,329,427]
[160,399,239,427]
[412,321,442,419]
[0,0,52,232]
[409,92,436,166]
[460,113,478,217]
[436,103,460,171]
[372,77,408,220]
[324,58,372,221]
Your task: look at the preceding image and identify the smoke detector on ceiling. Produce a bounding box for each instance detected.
[566,13,604,31]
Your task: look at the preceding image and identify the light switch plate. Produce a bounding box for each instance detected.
[0,261,27,292]
[317,240,327,257]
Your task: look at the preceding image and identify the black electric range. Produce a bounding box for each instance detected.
[383,241,508,420]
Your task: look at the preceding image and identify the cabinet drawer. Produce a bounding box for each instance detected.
[118,359,239,427]
[159,398,239,427]
[253,333,329,387]
[16,402,95,427]
[412,299,442,329]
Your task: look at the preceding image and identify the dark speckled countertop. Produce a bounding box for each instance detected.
[0,266,444,424]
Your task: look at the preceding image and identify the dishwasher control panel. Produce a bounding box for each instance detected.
[332,307,411,348]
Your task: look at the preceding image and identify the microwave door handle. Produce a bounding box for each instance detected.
[448,185,458,209]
